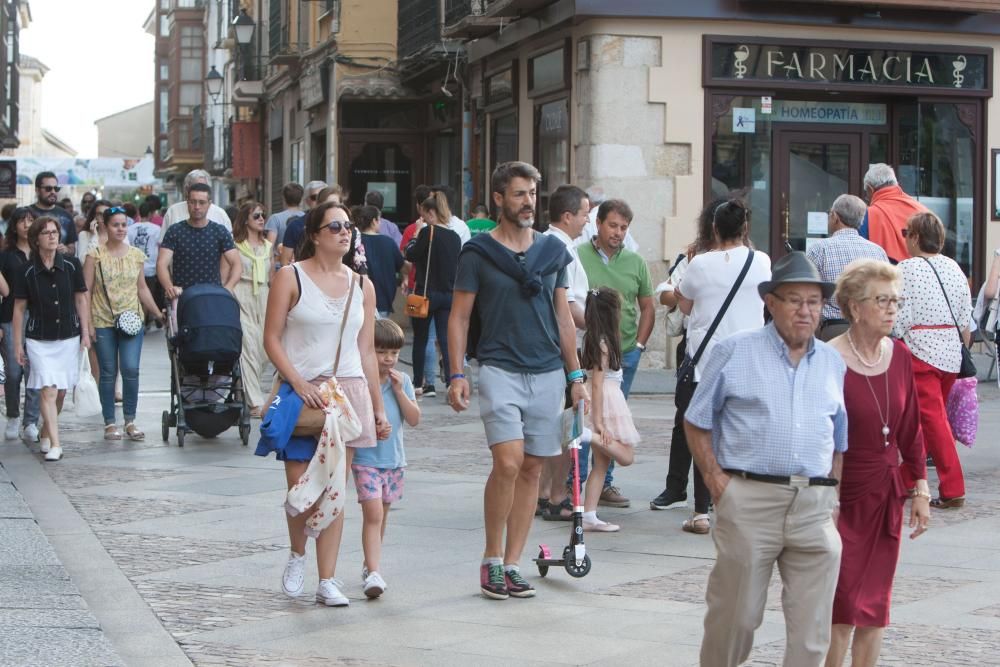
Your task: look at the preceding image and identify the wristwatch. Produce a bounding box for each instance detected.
[636,342,646,352]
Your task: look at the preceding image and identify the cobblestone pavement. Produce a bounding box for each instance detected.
[6,333,1000,666]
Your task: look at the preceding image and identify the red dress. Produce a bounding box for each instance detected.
[833,339,926,627]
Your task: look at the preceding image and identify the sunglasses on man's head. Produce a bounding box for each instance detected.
[40,185,61,193]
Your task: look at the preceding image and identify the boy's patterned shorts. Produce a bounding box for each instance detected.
[351,465,405,504]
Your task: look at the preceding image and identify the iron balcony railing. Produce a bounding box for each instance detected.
[398,0,440,60]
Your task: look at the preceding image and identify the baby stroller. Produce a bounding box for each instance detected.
[162,283,251,447]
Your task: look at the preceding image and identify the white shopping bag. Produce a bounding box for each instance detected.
[73,353,102,417]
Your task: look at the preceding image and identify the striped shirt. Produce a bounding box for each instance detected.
[685,323,848,478]
[806,228,889,321]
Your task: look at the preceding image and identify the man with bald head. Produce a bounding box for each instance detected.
[160,169,232,240]
[806,193,889,340]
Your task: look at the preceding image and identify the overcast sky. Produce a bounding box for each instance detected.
[19,0,155,157]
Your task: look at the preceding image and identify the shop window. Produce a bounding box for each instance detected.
[534,97,569,222]
[528,45,568,98]
[491,112,517,170]
[897,102,978,275]
[708,94,774,252]
[486,66,516,109]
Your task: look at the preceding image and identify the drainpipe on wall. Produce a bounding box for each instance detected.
[462,93,472,219]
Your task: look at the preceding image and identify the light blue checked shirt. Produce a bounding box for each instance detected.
[685,323,848,478]
[806,228,889,321]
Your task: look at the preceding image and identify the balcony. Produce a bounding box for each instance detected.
[163,117,204,170]
[443,0,504,39]
[398,0,441,60]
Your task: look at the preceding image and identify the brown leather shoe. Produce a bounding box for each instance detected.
[599,485,631,508]
[930,496,965,509]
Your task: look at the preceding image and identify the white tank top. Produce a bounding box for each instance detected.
[282,263,365,381]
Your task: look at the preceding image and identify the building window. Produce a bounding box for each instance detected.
[176,25,203,116]
[158,88,169,133]
[490,112,517,171]
[528,43,568,98]
[159,58,169,81]
[534,97,569,220]
[290,140,302,183]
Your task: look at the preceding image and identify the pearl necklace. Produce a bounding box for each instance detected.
[847,330,891,447]
[846,330,885,368]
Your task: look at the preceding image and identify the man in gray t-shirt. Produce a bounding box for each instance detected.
[264,182,305,267]
[448,161,588,602]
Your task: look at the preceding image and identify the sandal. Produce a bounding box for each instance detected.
[542,498,574,521]
[124,422,145,442]
[930,496,965,509]
[682,513,711,535]
[104,424,123,441]
[536,497,548,516]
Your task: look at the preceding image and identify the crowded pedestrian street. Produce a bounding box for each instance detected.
[0,333,998,666]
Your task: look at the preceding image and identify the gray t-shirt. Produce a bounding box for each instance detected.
[454,236,568,374]
[265,209,299,247]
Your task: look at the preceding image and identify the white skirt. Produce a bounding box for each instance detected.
[26,337,80,390]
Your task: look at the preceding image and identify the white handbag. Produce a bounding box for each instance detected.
[73,353,102,417]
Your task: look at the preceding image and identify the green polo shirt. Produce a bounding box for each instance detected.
[578,240,653,352]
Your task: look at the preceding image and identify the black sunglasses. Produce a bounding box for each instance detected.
[320,221,353,234]
[252,212,265,220]
[40,185,61,193]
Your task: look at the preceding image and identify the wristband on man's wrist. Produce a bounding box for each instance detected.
[636,342,646,352]
[566,369,585,383]
[449,373,466,382]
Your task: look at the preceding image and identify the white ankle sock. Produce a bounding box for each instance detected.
[583,511,598,523]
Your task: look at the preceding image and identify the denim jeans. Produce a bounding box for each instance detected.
[411,290,451,388]
[424,322,438,386]
[574,346,643,487]
[1,321,40,425]
[94,327,144,424]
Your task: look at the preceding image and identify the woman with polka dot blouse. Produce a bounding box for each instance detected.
[892,212,972,509]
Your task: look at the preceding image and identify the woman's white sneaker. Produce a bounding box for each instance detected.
[316,579,349,607]
[5,419,19,440]
[281,551,306,598]
[43,446,62,462]
[363,571,386,599]
[39,437,51,454]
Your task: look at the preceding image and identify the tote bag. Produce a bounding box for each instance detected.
[73,353,102,417]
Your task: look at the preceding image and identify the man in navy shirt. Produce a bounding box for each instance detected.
[28,171,77,256]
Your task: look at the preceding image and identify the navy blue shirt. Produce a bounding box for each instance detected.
[282,214,306,260]
[360,233,404,313]
[28,205,78,247]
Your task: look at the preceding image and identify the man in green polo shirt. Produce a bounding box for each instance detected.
[577,198,654,508]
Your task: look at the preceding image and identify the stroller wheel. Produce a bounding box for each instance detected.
[565,554,591,579]
[161,411,170,441]
[536,548,549,578]
[176,427,186,448]
[239,422,250,446]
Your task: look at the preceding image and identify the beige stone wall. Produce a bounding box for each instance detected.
[96,103,154,158]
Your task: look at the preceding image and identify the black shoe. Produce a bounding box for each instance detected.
[926,456,935,468]
[650,489,688,510]
[422,384,437,398]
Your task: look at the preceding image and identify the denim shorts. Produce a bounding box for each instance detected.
[478,364,565,457]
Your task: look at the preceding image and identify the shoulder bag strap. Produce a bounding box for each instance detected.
[921,256,965,339]
[97,258,120,320]
[332,272,359,376]
[689,249,755,367]
[421,224,435,296]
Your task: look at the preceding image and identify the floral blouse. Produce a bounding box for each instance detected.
[892,254,972,372]
[88,246,146,329]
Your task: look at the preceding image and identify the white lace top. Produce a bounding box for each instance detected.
[282,264,365,381]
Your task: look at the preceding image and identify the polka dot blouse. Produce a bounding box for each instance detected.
[892,254,973,372]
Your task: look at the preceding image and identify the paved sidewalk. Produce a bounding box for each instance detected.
[2,330,1000,666]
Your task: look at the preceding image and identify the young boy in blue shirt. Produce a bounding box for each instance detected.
[352,319,420,598]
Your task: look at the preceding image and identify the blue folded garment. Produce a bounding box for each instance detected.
[255,382,318,461]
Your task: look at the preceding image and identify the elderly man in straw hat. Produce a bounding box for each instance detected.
[685,251,848,667]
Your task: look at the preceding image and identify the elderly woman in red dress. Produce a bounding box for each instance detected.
[825,258,931,667]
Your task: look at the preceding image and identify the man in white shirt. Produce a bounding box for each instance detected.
[160,169,232,241]
[578,187,640,253]
[538,184,590,521]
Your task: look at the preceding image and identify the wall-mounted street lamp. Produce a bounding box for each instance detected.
[205,65,224,102]
[232,9,255,46]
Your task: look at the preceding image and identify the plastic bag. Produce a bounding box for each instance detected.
[73,352,102,417]
[946,377,978,448]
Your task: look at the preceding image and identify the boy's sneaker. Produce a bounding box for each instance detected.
[480,562,509,600]
[361,565,369,583]
[5,419,19,440]
[22,423,39,444]
[281,551,306,598]
[599,485,631,508]
[363,571,387,599]
[504,568,536,598]
[421,384,437,398]
[316,578,350,607]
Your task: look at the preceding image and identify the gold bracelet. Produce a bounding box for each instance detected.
[910,491,931,501]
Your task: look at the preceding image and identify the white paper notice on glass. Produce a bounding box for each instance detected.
[733,108,756,133]
[805,237,821,253]
[807,211,828,235]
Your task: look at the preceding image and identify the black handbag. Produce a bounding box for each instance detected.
[676,249,756,390]
[921,257,977,379]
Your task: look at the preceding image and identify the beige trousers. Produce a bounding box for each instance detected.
[700,476,842,667]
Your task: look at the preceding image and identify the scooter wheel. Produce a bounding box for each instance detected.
[565,554,591,578]
[536,549,549,577]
